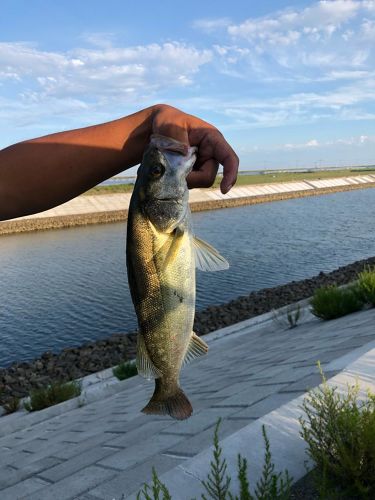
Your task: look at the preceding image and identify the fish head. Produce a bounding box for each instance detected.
[135,136,197,232]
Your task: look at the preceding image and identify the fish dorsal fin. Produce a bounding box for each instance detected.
[182,332,209,366]
[193,236,229,272]
[163,227,184,269]
[136,333,162,380]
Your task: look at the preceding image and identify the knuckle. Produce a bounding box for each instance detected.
[201,173,217,188]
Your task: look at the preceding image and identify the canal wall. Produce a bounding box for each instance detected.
[1,174,375,235]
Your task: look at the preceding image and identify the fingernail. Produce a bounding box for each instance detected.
[222,183,233,194]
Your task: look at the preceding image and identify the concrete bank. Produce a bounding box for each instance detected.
[1,174,375,235]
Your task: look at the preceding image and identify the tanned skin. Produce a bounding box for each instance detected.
[0,104,239,221]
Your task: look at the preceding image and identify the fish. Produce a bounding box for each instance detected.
[126,134,229,420]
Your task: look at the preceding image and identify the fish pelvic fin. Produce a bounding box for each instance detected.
[163,226,184,269]
[136,333,162,380]
[182,332,209,366]
[193,236,229,272]
[142,381,192,420]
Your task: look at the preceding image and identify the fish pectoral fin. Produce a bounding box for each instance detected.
[182,332,209,366]
[193,236,229,272]
[162,227,184,269]
[136,334,162,380]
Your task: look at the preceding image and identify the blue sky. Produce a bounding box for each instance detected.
[1,0,375,170]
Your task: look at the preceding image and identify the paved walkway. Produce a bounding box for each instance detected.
[0,307,374,499]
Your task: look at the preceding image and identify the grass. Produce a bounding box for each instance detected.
[24,380,82,412]
[300,364,375,499]
[272,304,303,330]
[84,167,375,196]
[136,419,292,499]
[2,397,20,415]
[310,284,364,320]
[357,266,375,306]
[84,183,134,195]
[212,167,375,190]
[112,361,138,380]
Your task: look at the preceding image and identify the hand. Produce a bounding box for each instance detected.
[152,104,239,194]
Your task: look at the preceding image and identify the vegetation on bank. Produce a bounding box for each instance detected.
[211,167,375,190]
[310,284,364,320]
[84,168,375,196]
[300,365,375,499]
[310,266,375,320]
[135,368,375,500]
[136,419,292,500]
[113,360,138,380]
[357,266,375,306]
[272,303,303,329]
[84,183,134,195]
[24,380,81,412]
[1,395,20,415]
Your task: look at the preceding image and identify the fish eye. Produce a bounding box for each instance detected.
[150,164,164,178]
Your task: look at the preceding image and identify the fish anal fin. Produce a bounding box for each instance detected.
[183,332,208,366]
[136,334,162,380]
[193,236,229,272]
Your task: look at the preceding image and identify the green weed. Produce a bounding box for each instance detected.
[113,361,138,381]
[310,284,364,320]
[136,419,292,500]
[300,364,375,498]
[357,266,375,306]
[2,397,20,414]
[24,380,81,412]
[272,304,303,330]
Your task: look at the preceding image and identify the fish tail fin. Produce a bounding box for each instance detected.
[142,381,192,420]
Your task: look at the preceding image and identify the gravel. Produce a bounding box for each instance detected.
[1,255,374,406]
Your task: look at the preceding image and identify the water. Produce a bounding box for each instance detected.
[1,188,374,367]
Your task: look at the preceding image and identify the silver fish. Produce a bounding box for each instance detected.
[126,134,229,420]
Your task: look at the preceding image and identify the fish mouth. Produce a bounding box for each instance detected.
[154,197,181,203]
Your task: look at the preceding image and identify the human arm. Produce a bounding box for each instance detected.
[0,104,239,220]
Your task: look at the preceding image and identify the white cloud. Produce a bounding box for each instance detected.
[198,1,375,83]
[227,1,362,44]
[284,139,319,150]
[192,18,231,32]
[178,74,375,130]
[0,41,212,101]
[361,17,375,37]
[80,32,116,49]
[2,2,375,146]
[278,134,375,151]
[0,40,213,140]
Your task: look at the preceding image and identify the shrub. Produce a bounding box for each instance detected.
[113,361,138,381]
[310,284,364,320]
[300,364,375,498]
[136,419,292,500]
[3,397,20,415]
[357,266,375,306]
[24,380,81,412]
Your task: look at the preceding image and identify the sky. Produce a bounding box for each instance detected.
[1,0,375,170]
